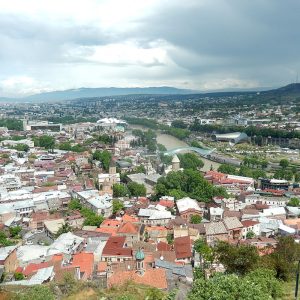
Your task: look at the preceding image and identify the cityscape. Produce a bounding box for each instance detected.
[1,1,300,300]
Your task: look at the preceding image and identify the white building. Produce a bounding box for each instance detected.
[76,190,113,217]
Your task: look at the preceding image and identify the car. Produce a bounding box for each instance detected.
[25,241,33,245]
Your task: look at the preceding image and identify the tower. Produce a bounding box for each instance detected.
[109,159,116,175]
[135,248,145,275]
[172,154,180,171]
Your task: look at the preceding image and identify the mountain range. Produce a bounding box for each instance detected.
[1,83,300,102]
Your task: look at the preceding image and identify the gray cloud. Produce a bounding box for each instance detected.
[0,0,299,96]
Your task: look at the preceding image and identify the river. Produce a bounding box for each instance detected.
[128,124,220,172]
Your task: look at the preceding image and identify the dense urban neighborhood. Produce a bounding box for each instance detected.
[1,87,300,299]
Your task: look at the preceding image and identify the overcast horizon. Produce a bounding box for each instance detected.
[0,0,299,97]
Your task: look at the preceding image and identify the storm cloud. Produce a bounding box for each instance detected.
[0,0,299,96]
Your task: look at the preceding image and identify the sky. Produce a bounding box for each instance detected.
[0,0,299,97]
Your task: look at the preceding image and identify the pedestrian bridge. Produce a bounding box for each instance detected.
[163,146,215,158]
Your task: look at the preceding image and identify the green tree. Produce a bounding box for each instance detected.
[14,272,24,280]
[113,199,125,214]
[178,153,204,170]
[127,182,146,197]
[9,226,22,238]
[0,231,14,246]
[56,222,73,238]
[58,142,72,151]
[36,135,55,152]
[167,233,174,245]
[217,164,237,174]
[113,184,129,197]
[287,197,300,207]
[93,150,112,171]
[295,173,300,182]
[246,230,255,239]
[17,285,55,300]
[279,158,289,169]
[194,239,214,263]
[171,120,187,129]
[155,169,228,202]
[190,215,202,224]
[68,199,82,210]
[215,241,259,275]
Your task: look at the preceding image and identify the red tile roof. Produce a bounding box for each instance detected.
[71,252,94,279]
[102,236,132,257]
[157,241,172,251]
[23,262,49,277]
[118,222,138,234]
[174,236,192,260]
[241,220,259,227]
[108,268,168,289]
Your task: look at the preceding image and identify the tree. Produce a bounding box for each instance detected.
[263,236,300,281]
[215,241,259,275]
[14,272,24,280]
[113,184,129,197]
[36,135,55,152]
[188,269,282,300]
[194,239,214,263]
[56,222,73,238]
[155,169,228,202]
[17,285,55,300]
[217,164,237,174]
[178,153,204,170]
[68,199,82,210]
[246,230,255,239]
[190,215,202,224]
[9,226,22,238]
[0,231,14,246]
[113,199,125,214]
[279,158,289,169]
[287,197,300,207]
[127,182,146,197]
[167,233,174,245]
[93,150,112,171]
[171,120,187,129]
[295,173,300,183]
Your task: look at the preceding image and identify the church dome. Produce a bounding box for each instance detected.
[135,248,145,260]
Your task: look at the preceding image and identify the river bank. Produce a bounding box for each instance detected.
[128,124,220,172]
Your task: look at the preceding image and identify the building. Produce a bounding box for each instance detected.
[176,197,203,222]
[23,119,61,131]
[259,178,290,191]
[211,132,248,144]
[76,190,113,217]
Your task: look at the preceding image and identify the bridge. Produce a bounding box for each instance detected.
[163,146,215,158]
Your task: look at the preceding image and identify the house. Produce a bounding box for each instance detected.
[44,218,65,238]
[117,222,140,246]
[223,217,243,240]
[70,252,94,280]
[0,245,18,273]
[204,222,228,245]
[241,220,260,239]
[209,207,224,221]
[138,208,172,225]
[76,190,113,217]
[144,226,168,243]
[101,236,132,262]
[176,197,203,222]
[174,236,192,263]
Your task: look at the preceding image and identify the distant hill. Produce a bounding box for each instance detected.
[262,83,300,95]
[1,83,300,103]
[0,87,195,102]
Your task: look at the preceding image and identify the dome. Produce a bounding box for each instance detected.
[172,154,180,163]
[135,248,145,260]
